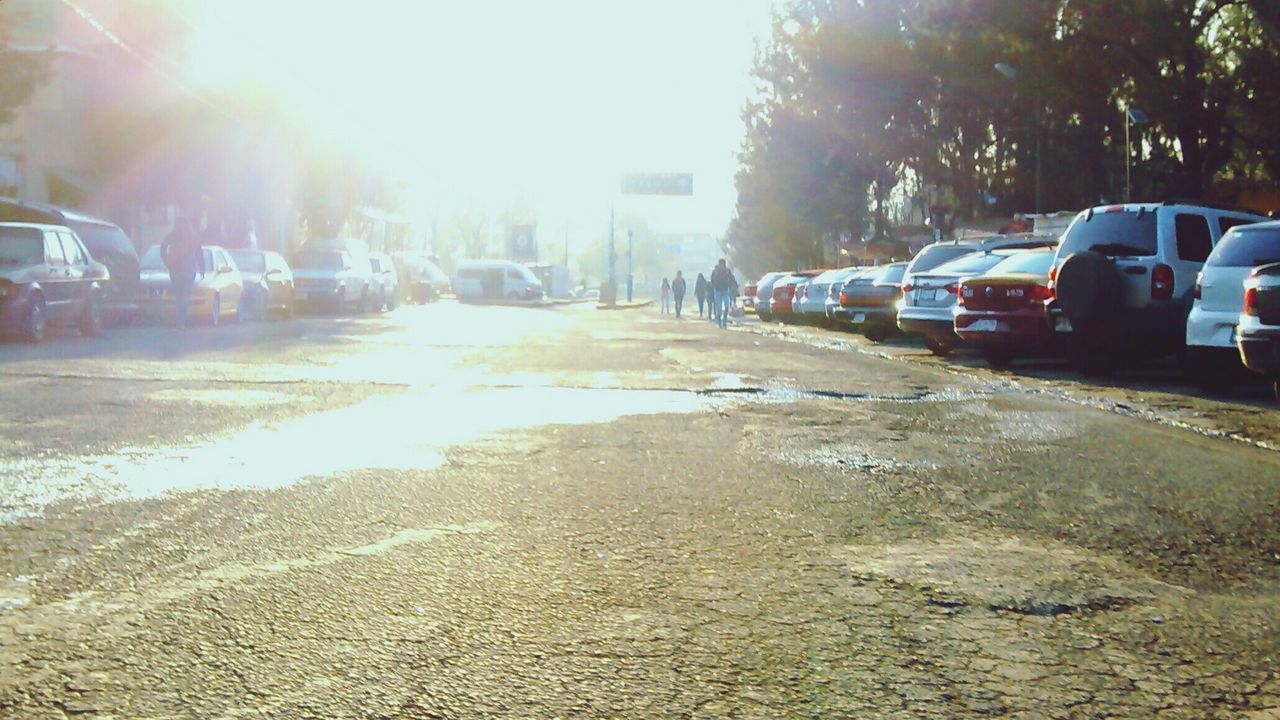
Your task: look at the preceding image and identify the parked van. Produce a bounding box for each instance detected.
[452,260,544,302]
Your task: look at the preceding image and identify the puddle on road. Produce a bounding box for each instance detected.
[0,385,722,523]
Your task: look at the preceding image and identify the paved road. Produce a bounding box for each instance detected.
[1,303,1277,718]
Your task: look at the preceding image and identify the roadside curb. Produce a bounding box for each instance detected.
[597,300,655,311]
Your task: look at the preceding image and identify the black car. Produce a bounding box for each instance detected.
[0,223,111,342]
[0,198,140,322]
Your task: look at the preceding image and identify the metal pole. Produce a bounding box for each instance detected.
[626,230,634,302]
[1125,111,1132,203]
[608,203,616,290]
[1034,86,1043,214]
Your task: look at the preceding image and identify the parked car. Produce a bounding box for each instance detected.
[901,234,1055,300]
[1049,201,1266,372]
[228,249,294,320]
[954,249,1058,366]
[753,272,789,322]
[1184,221,1280,388]
[291,243,376,313]
[899,249,1025,355]
[452,259,543,302]
[0,223,110,341]
[368,252,399,311]
[138,244,244,325]
[768,272,822,322]
[1237,263,1280,399]
[395,252,449,303]
[0,198,139,322]
[833,263,907,341]
[794,267,858,324]
[743,280,758,313]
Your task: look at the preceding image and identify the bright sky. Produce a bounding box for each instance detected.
[185,1,777,238]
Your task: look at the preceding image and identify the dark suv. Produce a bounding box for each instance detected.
[0,198,139,321]
[1049,201,1268,369]
[0,223,111,342]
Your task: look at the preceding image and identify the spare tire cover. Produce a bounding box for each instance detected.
[1056,252,1123,327]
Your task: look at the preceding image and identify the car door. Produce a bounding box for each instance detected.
[57,231,89,314]
[217,248,243,309]
[41,230,72,320]
[266,253,289,306]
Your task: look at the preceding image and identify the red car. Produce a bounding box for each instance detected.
[768,270,824,322]
[743,281,758,313]
[953,249,1058,366]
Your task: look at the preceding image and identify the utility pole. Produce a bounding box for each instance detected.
[608,204,616,295]
[627,230,634,302]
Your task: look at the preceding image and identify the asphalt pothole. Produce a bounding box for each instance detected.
[839,535,1190,618]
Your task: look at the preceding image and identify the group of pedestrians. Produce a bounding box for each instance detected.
[659,258,737,329]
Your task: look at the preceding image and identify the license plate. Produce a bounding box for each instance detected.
[970,319,998,332]
[852,313,866,324]
[1054,316,1073,333]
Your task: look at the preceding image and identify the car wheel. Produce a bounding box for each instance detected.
[863,327,888,343]
[24,294,47,343]
[80,291,104,337]
[359,289,371,313]
[210,293,221,326]
[236,294,249,323]
[981,343,1015,368]
[283,291,295,319]
[924,335,952,357]
[507,291,520,302]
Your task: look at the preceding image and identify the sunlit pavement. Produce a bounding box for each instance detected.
[1,302,1278,717]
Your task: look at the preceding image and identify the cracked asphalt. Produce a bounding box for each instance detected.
[1,302,1278,718]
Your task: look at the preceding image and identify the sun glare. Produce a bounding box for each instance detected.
[184,0,774,233]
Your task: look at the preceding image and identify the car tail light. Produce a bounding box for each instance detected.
[957,284,972,307]
[1244,286,1259,316]
[1151,263,1175,301]
[944,282,959,295]
[902,283,913,294]
[1028,284,1054,302]
[839,291,849,304]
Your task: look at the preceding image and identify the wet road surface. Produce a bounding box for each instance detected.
[1,303,1278,718]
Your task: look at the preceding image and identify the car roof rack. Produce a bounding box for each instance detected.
[1160,197,1266,215]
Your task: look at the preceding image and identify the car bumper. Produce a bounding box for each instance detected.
[954,310,1052,346]
[1186,306,1238,349]
[1050,299,1187,344]
[897,306,955,336]
[1237,318,1280,375]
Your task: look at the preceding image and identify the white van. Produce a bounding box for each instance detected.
[452,260,544,302]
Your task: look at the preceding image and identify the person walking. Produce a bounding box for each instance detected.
[710,259,732,329]
[161,217,205,327]
[694,272,708,318]
[660,277,671,314]
[672,271,687,318]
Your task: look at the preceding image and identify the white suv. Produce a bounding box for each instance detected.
[1185,222,1280,386]
[1049,202,1267,370]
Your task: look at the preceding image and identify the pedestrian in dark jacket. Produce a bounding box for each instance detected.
[694,273,708,317]
[672,271,687,318]
[161,217,205,327]
[710,259,732,329]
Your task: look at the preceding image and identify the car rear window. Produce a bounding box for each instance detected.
[140,246,164,270]
[875,264,907,285]
[1060,209,1158,257]
[230,252,266,272]
[1205,226,1280,268]
[295,251,343,270]
[0,227,43,266]
[1175,213,1213,262]
[70,222,134,259]
[986,251,1055,276]
[907,245,976,274]
[930,251,1010,276]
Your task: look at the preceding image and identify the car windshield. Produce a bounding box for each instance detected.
[139,245,165,270]
[1205,226,1280,268]
[908,245,978,275]
[930,251,1011,276]
[0,227,43,266]
[1060,208,1158,257]
[985,251,1056,276]
[230,252,266,273]
[294,251,344,270]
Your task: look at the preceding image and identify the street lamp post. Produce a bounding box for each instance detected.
[626,230,634,302]
[1125,107,1149,203]
[994,62,1042,214]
